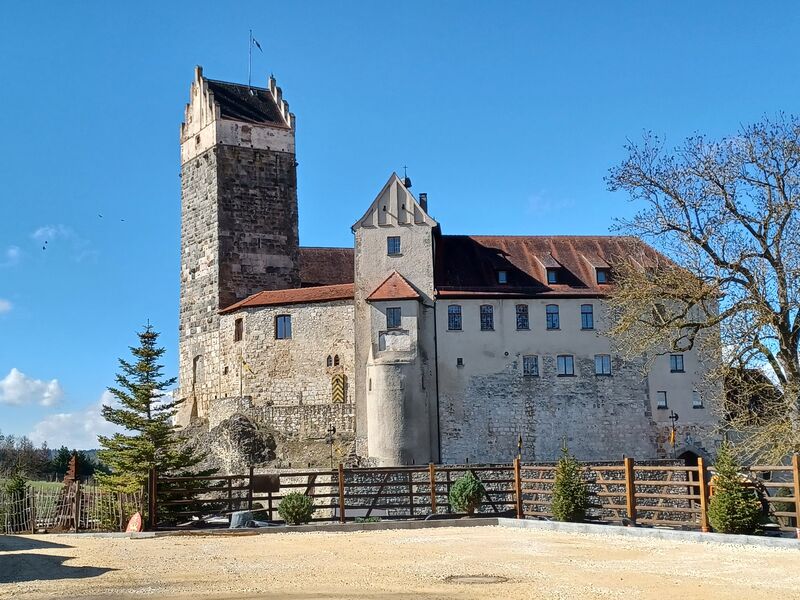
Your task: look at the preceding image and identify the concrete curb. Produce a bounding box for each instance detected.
[497,517,800,549]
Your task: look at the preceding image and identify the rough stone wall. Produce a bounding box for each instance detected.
[218,300,355,407]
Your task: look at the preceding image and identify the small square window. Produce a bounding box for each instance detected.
[497,270,508,284]
[234,318,243,342]
[594,354,611,375]
[456,357,464,367]
[523,355,539,377]
[670,354,685,373]
[515,304,529,330]
[275,315,292,339]
[387,236,401,256]
[547,269,558,284]
[386,307,401,329]
[656,391,668,409]
[692,390,704,409]
[480,305,494,331]
[447,305,462,331]
[596,269,610,284]
[557,355,574,376]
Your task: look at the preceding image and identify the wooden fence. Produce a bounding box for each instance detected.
[150,455,800,536]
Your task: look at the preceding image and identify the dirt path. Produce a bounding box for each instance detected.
[1,526,798,599]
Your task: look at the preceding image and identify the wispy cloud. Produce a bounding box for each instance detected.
[0,368,63,407]
[0,299,11,314]
[31,224,97,262]
[526,191,575,215]
[0,246,20,267]
[28,390,124,450]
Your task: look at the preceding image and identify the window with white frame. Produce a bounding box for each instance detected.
[581,304,594,330]
[670,354,685,373]
[546,304,560,330]
[516,304,529,330]
[387,236,401,256]
[656,391,668,409]
[386,307,401,329]
[447,304,462,331]
[692,390,704,409]
[275,315,292,339]
[594,354,611,375]
[480,305,494,331]
[557,355,574,376]
[523,355,539,377]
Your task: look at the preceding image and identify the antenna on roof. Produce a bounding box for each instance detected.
[402,165,412,189]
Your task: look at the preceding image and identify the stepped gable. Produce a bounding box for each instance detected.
[367,271,421,302]
[299,247,354,286]
[434,235,662,298]
[220,283,354,313]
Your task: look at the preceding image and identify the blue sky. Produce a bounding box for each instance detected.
[1,1,797,448]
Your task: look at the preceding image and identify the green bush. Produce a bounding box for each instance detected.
[277,492,315,525]
[707,443,762,535]
[551,445,589,522]
[449,472,485,515]
[354,516,381,523]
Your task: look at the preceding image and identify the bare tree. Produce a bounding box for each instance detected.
[606,115,800,462]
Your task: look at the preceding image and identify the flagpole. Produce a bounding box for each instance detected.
[248,29,252,88]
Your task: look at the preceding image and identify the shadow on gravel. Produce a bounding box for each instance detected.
[0,552,115,584]
[0,535,73,552]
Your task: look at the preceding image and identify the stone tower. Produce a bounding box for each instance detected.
[177,66,300,423]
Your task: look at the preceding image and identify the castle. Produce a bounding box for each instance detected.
[176,66,718,467]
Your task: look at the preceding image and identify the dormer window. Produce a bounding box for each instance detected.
[546,269,558,284]
[497,270,508,284]
[596,268,610,284]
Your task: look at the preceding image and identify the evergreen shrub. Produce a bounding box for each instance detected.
[449,472,485,515]
[278,492,315,524]
[551,445,589,522]
[707,443,762,535]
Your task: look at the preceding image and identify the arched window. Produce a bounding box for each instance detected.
[333,354,340,366]
[326,355,333,367]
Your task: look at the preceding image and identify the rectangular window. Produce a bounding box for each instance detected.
[546,304,560,330]
[692,390,704,409]
[581,304,594,330]
[386,307,401,329]
[447,305,462,331]
[387,236,401,256]
[523,355,539,377]
[594,354,611,375]
[557,355,574,376]
[275,315,292,339]
[234,318,243,342]
[456,357,464,367]
[670,354,685,373]
[656,391,668,409]
[547,269,558,284]
[497,270,508,284]
[596,268,610,284]
[480,304,494,331]
[516,304,529,330]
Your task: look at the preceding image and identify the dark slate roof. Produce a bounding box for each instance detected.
[206,79,287,126]
[299,247,354,287]
[434,235,662,298]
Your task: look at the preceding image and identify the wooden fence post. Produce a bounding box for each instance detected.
[792,454,800,540]
[697,456,710,533]
[513,457,523,519]
[337,463,346,524]
[73,480,81,533]
[247,465,254,511]
[118,493,124,532]
[29,488,36,534]
[148,468,158,531]
[623,457,636,526]
[428,463,437,514]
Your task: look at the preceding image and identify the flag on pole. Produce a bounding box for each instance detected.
[252,37,263,52]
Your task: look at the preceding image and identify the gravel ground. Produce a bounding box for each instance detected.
[1,526,798,600]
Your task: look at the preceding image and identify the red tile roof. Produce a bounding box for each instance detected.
[434,235,661,298]
[221,283,354,313]
[367,272,421,302]
[299,247,354,286]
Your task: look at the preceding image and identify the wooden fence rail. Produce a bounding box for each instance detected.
[149,455,800,538]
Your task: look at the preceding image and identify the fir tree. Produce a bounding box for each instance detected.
[707,442,763,534]
[551,442,589,522]
[97,324,203,492]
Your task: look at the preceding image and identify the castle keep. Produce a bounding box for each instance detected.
[177,67,718,467]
